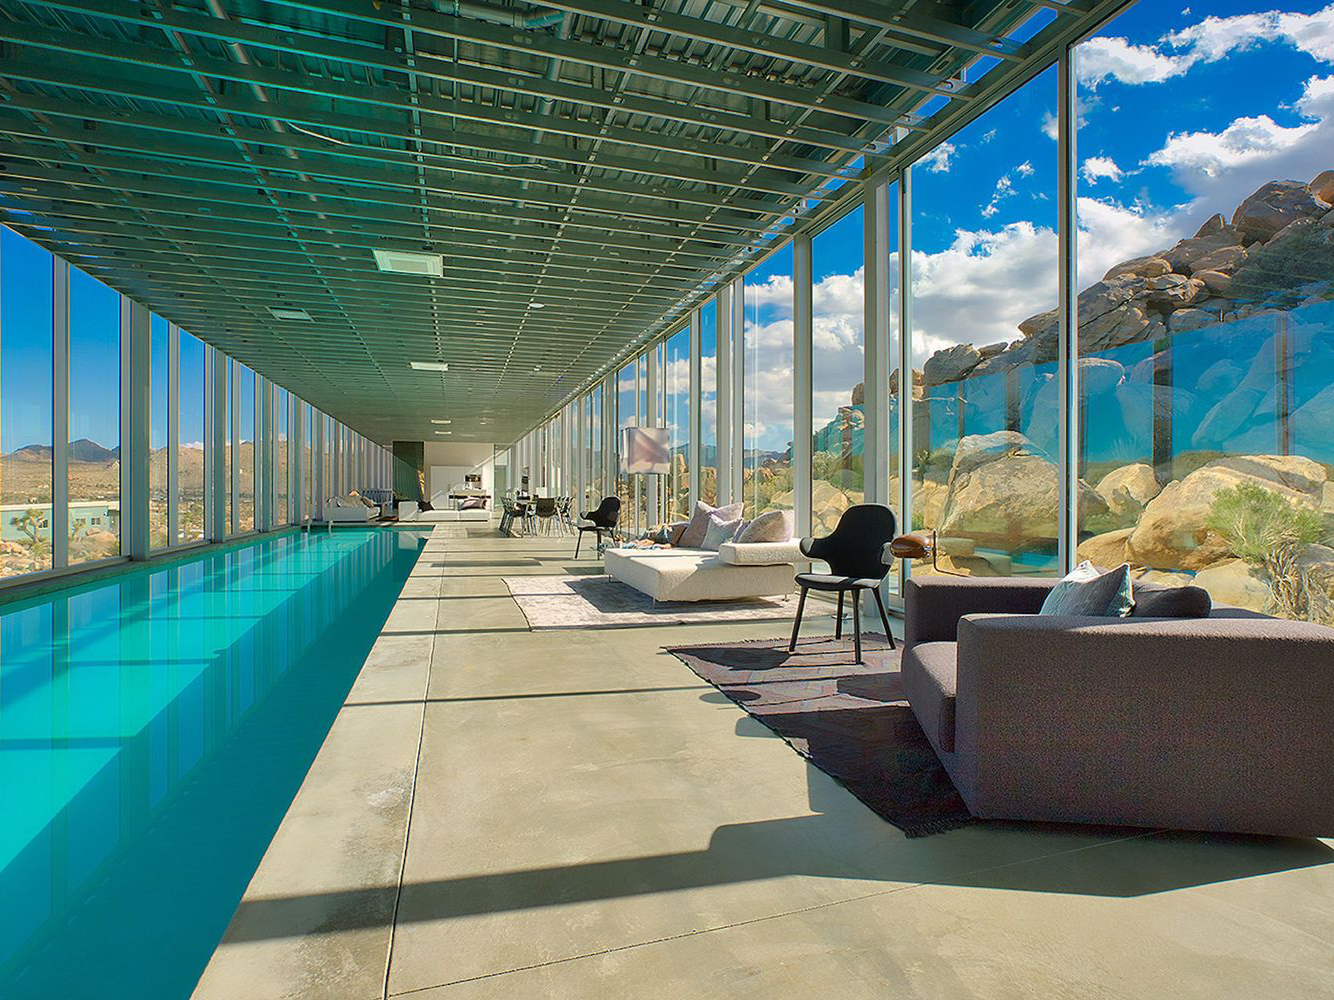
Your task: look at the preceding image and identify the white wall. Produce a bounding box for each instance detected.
[423,442,496,498]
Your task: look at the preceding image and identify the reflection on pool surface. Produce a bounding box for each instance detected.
[0,527,427,999]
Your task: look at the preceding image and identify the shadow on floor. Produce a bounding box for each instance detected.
[222,802,1334,944]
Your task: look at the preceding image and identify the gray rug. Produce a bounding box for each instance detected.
[666,636,972,837]
[503,575,811,629]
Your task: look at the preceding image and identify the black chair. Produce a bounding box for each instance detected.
[788,503,898,664]
[574,496,621,557]
[534,497,560,535]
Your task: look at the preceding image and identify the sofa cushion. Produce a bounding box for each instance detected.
[702,516,742,551]
[901,641,958,753]
[716,540,803,566]
[1039,561,1133,617]
[1131,580,1213,618]
[736,508,793,544]
[678,500,742,549]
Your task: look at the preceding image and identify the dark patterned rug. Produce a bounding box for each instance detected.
[666,635,973,837]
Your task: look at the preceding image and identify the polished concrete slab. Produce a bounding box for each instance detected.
[195,525,1334,1000]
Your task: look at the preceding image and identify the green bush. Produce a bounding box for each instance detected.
[1206,481,1325,567]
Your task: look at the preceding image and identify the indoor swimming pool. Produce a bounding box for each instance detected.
[0,527,428,999]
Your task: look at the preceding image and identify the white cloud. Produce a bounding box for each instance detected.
[919,141,957,173]
[1015,161,1035,177]
[1080,155,1125,185]
[1139,73,1334,226]
[1041,111,1059,141]
[1077,35,1191,87]
[1081,5,1334,88]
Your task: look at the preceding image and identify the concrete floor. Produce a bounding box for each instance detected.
[193,526,1334,1000]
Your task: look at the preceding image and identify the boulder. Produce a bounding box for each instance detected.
[1145,273,1205,310]
[939,453,1061,544]
[1195,269,1234,295]
[1077,527,1134,569]
[1188,244,1248,274]
[1193,558,1270,612]
[923,343,983,386]
[1196,358,1243,395]
[1126,455,1327,570]
[1019,308,1057,337]
[1293,384,1334,444]
[1194,213,1226,238]
[1231,180,1329,242]
[1134,569,1196,587]
[1095,463,1161,517]
[978,341,1009,359]
[1103,255,1172,281]
[1079,301,1158,353]
[947,430,1034,482]
[1079,357,1124,397]
[1314,169,1334,205]
[1161,225,1245,273]
[850,381,865,406]
[1168,307,1219,333]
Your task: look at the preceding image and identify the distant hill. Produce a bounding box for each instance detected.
[3,439,118,463]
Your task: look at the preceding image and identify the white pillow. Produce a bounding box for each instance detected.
[701,516,742,551]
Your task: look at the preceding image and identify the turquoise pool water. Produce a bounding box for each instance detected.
[0,527,427,999]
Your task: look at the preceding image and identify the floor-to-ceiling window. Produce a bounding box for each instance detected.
[235,366,254,533]
[637,353,649,526]
[302,401,313,518]
[909,65,1060,576]
[149,314,170,549]
[321,413,332,506]
[664,325,691,521]
[743,244,795,518]
[0,226,54,578]
[616,360,636,525]
[67,266,121,565]
[1074,2,1334,622]
[699,300,718,505]
[275,387,289,525]
[179,330,207,544]
[588,385,603,507]
[224,358,233,533]
[812,205,867,536]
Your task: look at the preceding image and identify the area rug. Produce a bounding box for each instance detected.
[503,575,812,629]
[665,636,972,837]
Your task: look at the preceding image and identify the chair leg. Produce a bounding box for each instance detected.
[835,591,844,639]
[788,586,808,653]
[872,587,896,650]
[574,531,582,558]
[852,590,862,664]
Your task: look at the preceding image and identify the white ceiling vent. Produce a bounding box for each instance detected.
[372,248,443,277]
[267,306,311,321]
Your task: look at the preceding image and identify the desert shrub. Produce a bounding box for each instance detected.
[1206,481,1324,567]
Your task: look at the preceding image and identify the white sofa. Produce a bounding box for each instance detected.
[604,540,802,602]
[325,496,380,522]
[399,500,491,523]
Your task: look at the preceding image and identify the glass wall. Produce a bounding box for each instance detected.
[699,300,718,505]
[588,385,603,507]
[149,314,170,549]
[615,360,637,525]
[811,205,867,536]
[179,330,207,544]
[1074,2,1334,621]
[235,363,255,534]
[224,358,233,534]
[909,65,1060,576]
[743,243,795,518]
[302,402,313,517]
[67,266,121,565]
[0,227,54,578]
[276,387,289,526]
[664,325,691,520]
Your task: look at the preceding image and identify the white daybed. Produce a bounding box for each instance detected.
[604,540,802,602]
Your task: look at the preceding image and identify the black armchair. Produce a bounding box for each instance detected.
[789,503,897,663]
[574,496,621,557]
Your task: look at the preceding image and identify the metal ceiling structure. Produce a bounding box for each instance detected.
[0,0,1122,445]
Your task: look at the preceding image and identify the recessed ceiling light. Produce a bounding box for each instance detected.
[373,248,443,276]
[434,430,452,435]
[530,302,546,309]
[267,306,312,321]
[430,419,452,425]
[410,361,449,372]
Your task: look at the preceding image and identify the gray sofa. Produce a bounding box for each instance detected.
[902,575,1334,837]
